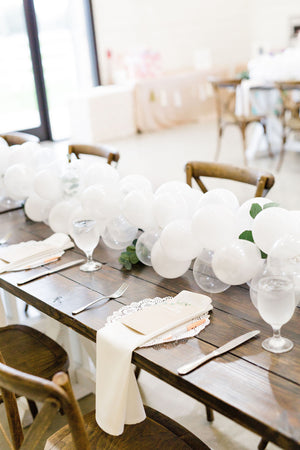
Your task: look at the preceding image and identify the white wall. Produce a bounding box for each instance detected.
[92,0,299,84]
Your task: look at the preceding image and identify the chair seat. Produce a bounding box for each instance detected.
[0,325,69,379]
[46,407,209,449]
[286,117,300,130]
[223,113,266,125]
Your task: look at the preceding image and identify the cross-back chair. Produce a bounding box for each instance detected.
[0,355,209,450]
[0,132,40,146]
[275,81,300,171]
[186,161,275,197]
[68,143,120,166]
[209,78,272,165]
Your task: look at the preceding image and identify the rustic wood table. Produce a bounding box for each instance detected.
[0,210,299,449]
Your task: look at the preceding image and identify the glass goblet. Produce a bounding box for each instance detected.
[72,219,102,272]
[257,275,295,353]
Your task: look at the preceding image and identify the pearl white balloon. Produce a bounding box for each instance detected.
[121,191,156,230]
[83,163,119,188]
[119,174,152,197]
[193,248,230,293]
[153,192,189,228]
[48,201,75,233]
[197,188,239,212]
[212,239,263,285]
[252,207,292,254]
[160,219,200,261]
[24,194,52,222]
[151,240,191,279]
[34,168,63,201]
[4,163,34,200]
[236,197,273,234]
[135,229,160,266]
[192,205,237,251]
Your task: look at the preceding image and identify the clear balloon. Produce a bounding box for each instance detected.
[105,215,137,243]
[193,248,230,293]
[160,219,200,261]
[236,197,273,234]
[197,188,239,212]
[252,207,292,254]
[192,205,237,251]
[102,227,133,250]
[135,229,160,266]
[151,240,191,279]
[212,239,263,285]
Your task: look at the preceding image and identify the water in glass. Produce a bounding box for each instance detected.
[72,219,101,272]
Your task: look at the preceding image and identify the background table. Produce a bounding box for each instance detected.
[0,209,299,449]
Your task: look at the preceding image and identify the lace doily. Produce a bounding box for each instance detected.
[106,296,210,348]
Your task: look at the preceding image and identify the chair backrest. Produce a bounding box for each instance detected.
[209,78,241,120]
[275,81,300,119]
[0,352,90,450]
[185,161,275,197]
[0,132,40,146]
[68,143,120,166]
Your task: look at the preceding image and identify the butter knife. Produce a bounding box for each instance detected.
[17,259,85,285]
[177,330,260,375]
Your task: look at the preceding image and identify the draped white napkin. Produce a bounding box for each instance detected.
[0,233,74,273]
[96,290,212,436]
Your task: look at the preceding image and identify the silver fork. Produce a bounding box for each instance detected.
[72,282,129,315]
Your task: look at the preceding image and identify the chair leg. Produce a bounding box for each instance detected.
[276,134,286,171]
[205,406,214,422]
[258,437,268,450]
[26,398,38,419]
[240,124,248,166]
[134,367,141,379]
[215,126,223,161]
[262,122,273,158]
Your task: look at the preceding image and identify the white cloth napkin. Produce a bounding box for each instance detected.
[96,290,212,436]
[0,233,74,273]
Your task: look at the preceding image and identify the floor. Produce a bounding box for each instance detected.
[1,119,299,449]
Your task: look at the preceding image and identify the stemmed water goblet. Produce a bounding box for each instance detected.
[257,275,295,353]
[72,219,102,272]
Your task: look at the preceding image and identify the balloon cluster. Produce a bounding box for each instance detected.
[1,140,300,295]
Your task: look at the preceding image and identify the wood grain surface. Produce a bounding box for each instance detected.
[0,210,299,449]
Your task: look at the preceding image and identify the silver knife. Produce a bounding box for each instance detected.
[177,330,260,375]
[17,259,85,285]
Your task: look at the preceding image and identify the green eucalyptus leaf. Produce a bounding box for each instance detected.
[124,261,132,270]
[129,254,139,264]
[239,230,254,242]
[263,202,280,209]
[133,239,137,246]
[126,245,136,252]
[249,203,262,219]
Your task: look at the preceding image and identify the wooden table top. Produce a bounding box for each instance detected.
[0,210,299,449]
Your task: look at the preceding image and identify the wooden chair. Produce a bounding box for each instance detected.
[0,357,209,450]
[0,325,69,420]
[68,144,120,166]
[209,78,272,165]
[186,161,275,197]
[0,132,40,146]
[275,81,300,171]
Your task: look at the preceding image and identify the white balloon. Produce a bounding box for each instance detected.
[119,174,152,197]
[0,146,11,174]
[160,219,200,261]
[192,205,237,251]
[34,168,63,201]
[105,215,137,243]
[155,180,191,197]
[136,229,160,266]
[212,239,263,285]
[252,207,292,254]
[121,191,156,230]
[102,228,132,250]
[4,163,34,200]
[8,145,28,166]
[236,197,274,234]
[193,248,230,293]
[81,184,120,220]
[48,201,75,233]
[151,240,191,279]
[0,137,8,147]
[153,192,189,228]
[197,188,239,211]
[83,163,119,188]
[24,194,52,222]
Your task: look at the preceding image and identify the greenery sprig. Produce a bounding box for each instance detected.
[119,239,139,270]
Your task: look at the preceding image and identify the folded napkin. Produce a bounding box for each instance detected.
[0,233,74,273]
[96,290,212,436]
